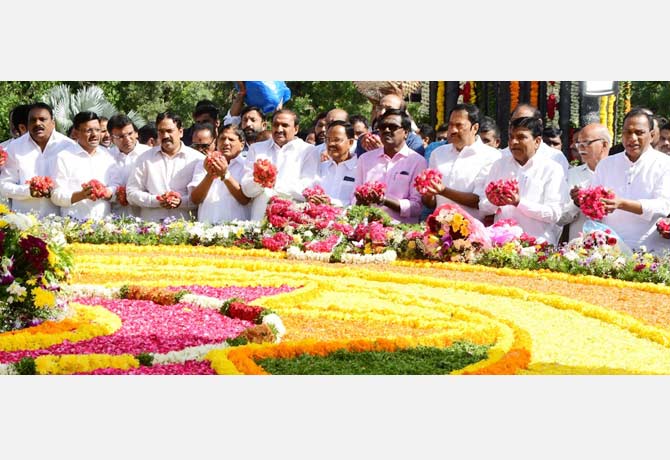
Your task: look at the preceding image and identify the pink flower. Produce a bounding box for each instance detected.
[485,179,519,207]
[577,186,615,221]
[355,181,386,205]
[253,159,278,188]
[413,168,443,195]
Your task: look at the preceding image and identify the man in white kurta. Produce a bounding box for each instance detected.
[107,114,151,217]
[0,104,75,217]
[478,116,568,245]
[314,120,358,207]
[422,104,502,222]
[126,113,201,222]
[558,123,611,241]
[51,113,122,220]
[240,109,319,221]
[589,110,670,252]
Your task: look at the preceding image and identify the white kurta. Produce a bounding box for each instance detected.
[316,156,357,207]
[188,155,250,224]
[110,143,151,218]
[558,163,594,241]
[126,144,202,222]
[591,147,670,252]
[429,136,502,222]
[0,131,75,217]
[51,144,122,220]
[478,152,568,245]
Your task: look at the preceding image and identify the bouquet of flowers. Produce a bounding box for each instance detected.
[417,203,491,262]
[413,168,443,195]
[485,178,519,207]
[26,176,54,198]
[0,146,7,166]
[253,158,278,188]
[116,185,129,206]
[302,184,330,204]
[657,217,670,239]
[81,179,108,201]
[485,218,524,247]
[355,181,386,205]
[577,186,615,221]
[0,207,73,332]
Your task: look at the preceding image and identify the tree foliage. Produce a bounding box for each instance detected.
[631,81,670,120]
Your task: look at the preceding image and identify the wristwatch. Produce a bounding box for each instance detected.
[223,171,231,181]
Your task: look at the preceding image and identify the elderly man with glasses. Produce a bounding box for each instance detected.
[558,123,611,241]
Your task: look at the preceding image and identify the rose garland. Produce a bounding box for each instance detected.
[545,81,560,129]
[570,81,580,128]
[510,81,520,112]
[530,81,539,108]
[436,81,445,129]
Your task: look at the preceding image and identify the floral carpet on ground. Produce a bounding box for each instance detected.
[4,242,670,374]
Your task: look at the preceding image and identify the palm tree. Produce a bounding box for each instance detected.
[41,84,145,134]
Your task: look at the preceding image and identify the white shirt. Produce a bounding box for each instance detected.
[558,163,594,241]
[0,138,12,149]
[0,130,75,217]
[592,147,670,252]
[188,154,250,224]
[502,141,569,175]
[109,142,151,218]
[241,137,319,201]
[478,152,568,245]
[52,144,121,220]
[429,136,502,221]
[126,143,202,222]
[316,156,358,207]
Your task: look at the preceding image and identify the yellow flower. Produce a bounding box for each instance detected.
[26,279,36,286]
[32,287,57,308]
[0,204,9,215]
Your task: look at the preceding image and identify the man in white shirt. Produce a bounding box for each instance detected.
[0,102,75,217]
[312,120,357,207]
[52,111,121,220]
[502,103,570,174]
[189,124,251,223]
[559,123,611,241]
[420,103,502,222]
[107,114,150,217]
[240,109,320,221]
[478,116,568,245]
[586,108,670,252]
[126,112,202,222]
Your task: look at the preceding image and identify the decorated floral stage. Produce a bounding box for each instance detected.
[5,241,670,375]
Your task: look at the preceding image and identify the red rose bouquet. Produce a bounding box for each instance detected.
[657,217,670,239]
[116,185,129,206]
[355,181,386,205]
[413,168,443,195]
[253,158,277,188]
[0,146,7,166]
[485,178,519,207]
[81,179,108,200]
[577,186,615,221]
[26,176,54,198]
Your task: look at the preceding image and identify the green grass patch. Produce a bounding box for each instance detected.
[256,341,490,375]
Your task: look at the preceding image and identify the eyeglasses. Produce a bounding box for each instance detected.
[192,141,214,150]
[378,123,403,133]
[112,132,135,140]
[575,139,605,148]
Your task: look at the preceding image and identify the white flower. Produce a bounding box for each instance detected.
[262,313,286,341]
[1,213,36,231]
[520,246,536,257]
[563,250,579,261]
[7,282,27,298]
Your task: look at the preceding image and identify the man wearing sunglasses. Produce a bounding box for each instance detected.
[190,123,217,156]
[558,123,611,241]
[108,114,150,217]
[354,109,426,223]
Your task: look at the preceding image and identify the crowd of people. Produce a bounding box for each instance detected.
[1,86,669,254]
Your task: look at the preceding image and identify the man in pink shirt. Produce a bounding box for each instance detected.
[353,109,426,223]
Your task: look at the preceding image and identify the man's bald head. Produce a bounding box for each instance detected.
[325,108,349,125]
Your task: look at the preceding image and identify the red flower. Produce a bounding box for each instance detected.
[355,181,386,205]
[253,159,278,188]
[226,301,264,323]
[485,179,519,207]
[26,176,54,198]
[116,185,129,206]
[81,179,108,200]
[413,169,443,195]
[577,186,615,221]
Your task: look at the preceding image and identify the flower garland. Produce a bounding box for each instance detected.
[530,81,539,108]
[607,94,616,140]
[436,81,445,128]
[457,81,465,104]
[599,95,608,126]
[545,81,560,128]
[419,81,431,118]
[510,81,520,112]
[469,81,477,104]
[570,81,580,128]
